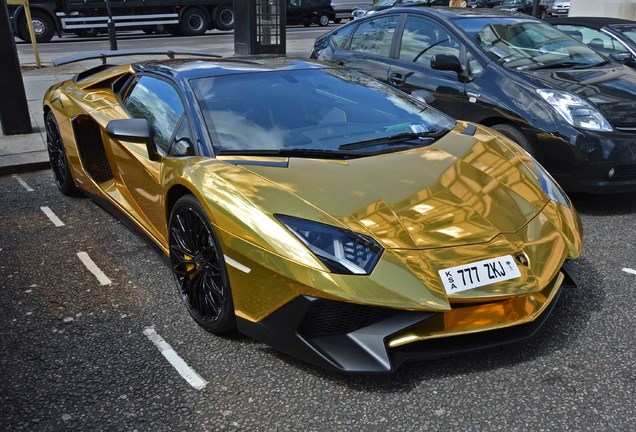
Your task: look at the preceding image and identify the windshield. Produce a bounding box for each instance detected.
[454,17,606,70]
[612,24,636,45]
[190,68,454,156]
[375,0,397,6]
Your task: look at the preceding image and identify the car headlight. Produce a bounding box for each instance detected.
[275,215,383,275]
[537,89,612,132]
[534,160,571,208]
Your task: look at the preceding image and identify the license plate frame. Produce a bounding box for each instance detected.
[438,255,521,295]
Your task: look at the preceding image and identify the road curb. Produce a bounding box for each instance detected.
[0,160,50,177]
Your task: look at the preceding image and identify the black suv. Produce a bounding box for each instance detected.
[287,0,336,27]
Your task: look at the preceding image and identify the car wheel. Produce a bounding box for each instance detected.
[18,10,55,43]
[169,195,236,334]
[179,8,209,36]
[491,124,535,157]
[318,14,330,27]
[45,111,79,196]
[215,6,234,31]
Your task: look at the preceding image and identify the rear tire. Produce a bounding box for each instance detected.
[215,6,234,31]
[491,124,535,156]
[45,111,79,196]
[179,8,209,36]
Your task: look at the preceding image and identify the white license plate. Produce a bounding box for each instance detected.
[438,255,521,295]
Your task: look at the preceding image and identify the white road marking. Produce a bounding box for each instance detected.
[40,206,65,227]
[77,252,112,285]
[224,255,251,273]
[143,327,208,390]
[13,175,34,192]
[622,268,636,276]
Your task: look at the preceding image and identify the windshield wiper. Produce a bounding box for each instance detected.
[216,148,361,159]
[338,130,447,151]
[528,61,599,71]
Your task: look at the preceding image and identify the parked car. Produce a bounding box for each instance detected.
[495,0,548,18]
[468,0,504,8]
[45,51,581,373]
[287,0,335,27]
[547,17,636,68]
[547,0,569,17]
[351,0,448,20]
[312,7,636,193]
[332,0,374,23]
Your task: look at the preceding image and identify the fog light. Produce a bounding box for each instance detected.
[608,168,616,179]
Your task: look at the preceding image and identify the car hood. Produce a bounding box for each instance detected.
[525,65,636,126]
[226,125,548,250]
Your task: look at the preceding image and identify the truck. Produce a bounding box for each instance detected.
[9,0,235,43]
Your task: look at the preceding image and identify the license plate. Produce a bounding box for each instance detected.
[438,255,521,295]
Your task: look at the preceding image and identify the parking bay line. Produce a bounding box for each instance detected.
[143,327,208,390]
[40,206,65,227]
[623,268,636,276]
[77,252,112,285]
[12,174,34,192]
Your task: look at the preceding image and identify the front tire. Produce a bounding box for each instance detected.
[318,14,330,27]
[169,195,236,334]
[45,111,79,196]
[18,10,55,43]
[491,124,535,156]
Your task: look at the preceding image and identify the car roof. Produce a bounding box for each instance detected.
[546,17,636,29]
[390,6,533,20]
[136,57,330,80]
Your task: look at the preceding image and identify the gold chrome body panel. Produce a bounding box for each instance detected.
[43,62,583,369]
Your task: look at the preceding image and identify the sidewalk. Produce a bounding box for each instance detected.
[0,33,314,176]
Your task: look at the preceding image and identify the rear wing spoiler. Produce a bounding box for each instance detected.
[53,49,222,66]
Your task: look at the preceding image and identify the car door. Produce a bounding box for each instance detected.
[388,14,467,119]
[111,74,196,244]
[330,14,402,82]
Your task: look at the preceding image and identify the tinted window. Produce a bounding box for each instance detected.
[555,24,629,53]
[191,69,454,154]
[350,15,400,57]
[170,118,196,157]
[331,23,354,48]
[123,76,185,154]
[399,16,461,65]
[612,24,636,45]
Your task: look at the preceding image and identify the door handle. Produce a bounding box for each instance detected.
[389,73,405,86]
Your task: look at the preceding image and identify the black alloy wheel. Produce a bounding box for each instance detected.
[45,111,78,195]
[169,195,236,334]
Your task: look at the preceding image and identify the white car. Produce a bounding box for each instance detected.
[549,0,570,17]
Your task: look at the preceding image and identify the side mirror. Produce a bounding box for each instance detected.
[106,119,160,161]
[608,52,634,65]
[431,54,463,74]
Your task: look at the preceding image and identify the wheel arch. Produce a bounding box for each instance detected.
[165,183,197,225]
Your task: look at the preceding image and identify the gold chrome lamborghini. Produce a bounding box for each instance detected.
[44,53,582,373]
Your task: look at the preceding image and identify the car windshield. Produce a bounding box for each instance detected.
[375,0,397,6]
[453,17,606,70]
[612,24,636,45]
[190,68,455,156]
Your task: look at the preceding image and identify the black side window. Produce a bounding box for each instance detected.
[123,76,185,155]
[331,23,355,48]
[399,16,461,65]
[350,15,400,57]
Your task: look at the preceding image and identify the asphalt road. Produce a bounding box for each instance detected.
[0,169,634,431]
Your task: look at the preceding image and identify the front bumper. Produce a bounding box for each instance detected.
[523,125,636,193]
[236,264,576,373]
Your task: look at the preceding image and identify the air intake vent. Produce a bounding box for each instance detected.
[72,115,113,183]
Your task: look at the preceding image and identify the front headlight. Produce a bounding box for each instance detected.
[537,89,612,132]
[275,215,383,275]
[534,160,571,208]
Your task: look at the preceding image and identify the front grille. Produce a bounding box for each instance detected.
[297,300,397,338]
[612,165,636,181]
